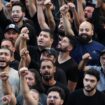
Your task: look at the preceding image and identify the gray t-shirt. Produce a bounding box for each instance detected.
[0,68,20,105]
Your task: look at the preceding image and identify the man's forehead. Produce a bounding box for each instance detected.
[41,60,53,65]
[0,49,10,53]
[84,74,96,80]
[48,91,59,95]
[40,31,50,35]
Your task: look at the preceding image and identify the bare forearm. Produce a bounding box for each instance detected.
[0,0,3,11]
[62,14,74,36]
[2,80,12,95]
[72,8,80,32]
[37,5,49,29]
[20,76,30,95]
[78,60,88,70]
[19,58,26,69]
[9,94,16,105]
[15,35,22,50]
[26,0,36,18]
[45,8,56,31]
[77,1,85,23]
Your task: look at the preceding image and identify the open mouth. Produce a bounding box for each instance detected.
[59,25,64,30]
[12,16,19,20]
[49,103,54,105]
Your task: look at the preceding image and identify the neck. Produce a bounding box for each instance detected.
[83,89,96,96]
[58,52,71,63]
[42,78,56,86]
[0,66,10,72]
[15,21,23,28]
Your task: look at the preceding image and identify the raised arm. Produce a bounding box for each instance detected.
[0,72,16,105]
[60,4,74,36]
[77,0,85,23]
[68,2,80,32]
[0,0,3,11]
[19,67,38,105]
[36,0,49,30]
[19,48,31,69]
[44,0,56,32]
[78,53,92,71]
[25,0,37,17]
[15,27,29,50]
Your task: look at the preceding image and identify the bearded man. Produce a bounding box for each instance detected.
[0,47,20,105]
[56,36,78,92]
[71,21,105,66]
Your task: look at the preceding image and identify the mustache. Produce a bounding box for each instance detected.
[84,85,91,88]
[0,58,6,62]
[79,33,88,37]
[43,72,50,75]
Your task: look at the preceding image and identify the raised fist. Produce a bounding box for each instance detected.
[60,4,69,15]
[82,53,92,61]
[19,67,29,77]
[2,95,11,104]
[0,72,9,81]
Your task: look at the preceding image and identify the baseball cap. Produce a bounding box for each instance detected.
[4,24,19,33]
[41,48,58,58]
[100,49,105,57]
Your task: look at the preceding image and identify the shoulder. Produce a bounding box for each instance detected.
[92,41,105,48]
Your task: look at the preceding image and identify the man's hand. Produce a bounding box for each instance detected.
[68,2,75,10]
[20,27,29,40]
[36,0,45,5]
[19,67,28,77]
[20,48,29,58]
[0,72,9,81]
[5,2,12,11]
[2,95,11,105]
[60,4,69,15]
[44,0,52,8]
[82,53,92,62]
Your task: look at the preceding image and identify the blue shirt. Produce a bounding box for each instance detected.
[71,40,105,65]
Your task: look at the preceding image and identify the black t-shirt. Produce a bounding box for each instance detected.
[68,89,105,105]
[43,81,69,105]
[10,60,19,70]
[92,7,105,45]
[0,9,37,46]
[28,46,41,70]
[56,58,78,82]
[55,68,67,85]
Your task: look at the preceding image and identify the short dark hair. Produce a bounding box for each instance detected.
[41,48,58,58]
[41,29,54,39]
[84,68,100,81]
[40,59,56,67]
[100,49,105,57]
[65,35,76,49]
[0,47,13,56]
[47,86,65,100]
[12,2,25,12]
[86,3,95,8]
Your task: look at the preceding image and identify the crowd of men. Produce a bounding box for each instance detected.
[0,0,105,105]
